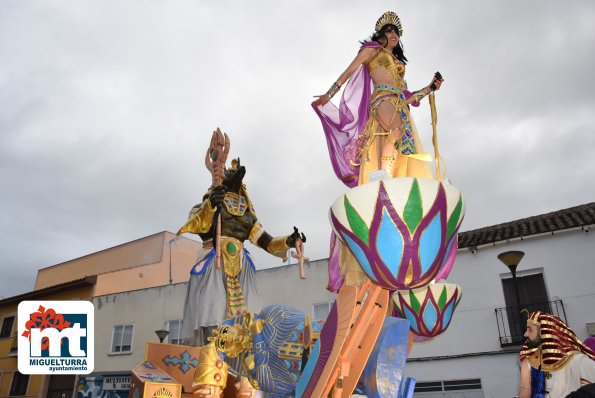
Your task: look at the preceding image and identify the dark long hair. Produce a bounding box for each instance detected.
[369,24,407,64]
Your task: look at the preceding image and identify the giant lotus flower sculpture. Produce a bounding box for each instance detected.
[330,178,465,290]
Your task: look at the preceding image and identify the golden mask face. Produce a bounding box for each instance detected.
[211,324,251,357]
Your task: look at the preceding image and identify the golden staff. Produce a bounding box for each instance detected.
[205,128,230,270]
[429,71,443,181]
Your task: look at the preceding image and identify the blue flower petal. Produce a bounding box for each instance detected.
[403,305,420,333]
[422,301,438,331]
[376,208,404,278]
[443,299,456,326]
[419,212,443,274]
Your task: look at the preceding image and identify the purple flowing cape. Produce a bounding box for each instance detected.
[312,41,379,188]
[326,232,343,292]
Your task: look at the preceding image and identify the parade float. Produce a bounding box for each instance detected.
[130,10,465,398]
[130,124,464,398]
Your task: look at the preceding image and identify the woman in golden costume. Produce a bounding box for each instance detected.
[313,11,443,187]
[313,11,444,292]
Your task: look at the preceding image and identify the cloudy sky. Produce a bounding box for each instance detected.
[1,1,594,299]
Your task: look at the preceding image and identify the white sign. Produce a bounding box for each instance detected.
[368,169,390,182]
[18,301,94,375]
[103,376,131,390]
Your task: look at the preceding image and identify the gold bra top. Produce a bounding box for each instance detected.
[367,47,406,89]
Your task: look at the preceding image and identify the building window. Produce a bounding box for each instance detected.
[9,371,30,396]
[312,301,333,321]
[167,320,181,345]
[501,272,549,342]
[111,324,134,354]
[415,378,483,394]
[1,315,15,338]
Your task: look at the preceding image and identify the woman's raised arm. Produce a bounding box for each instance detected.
[312,46,378,107]
[404,76,444,106]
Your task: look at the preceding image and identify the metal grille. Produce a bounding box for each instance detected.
[415,378,482,392]
[494,300,566,346]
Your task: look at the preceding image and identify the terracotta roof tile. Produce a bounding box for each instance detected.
[458,202,595,248]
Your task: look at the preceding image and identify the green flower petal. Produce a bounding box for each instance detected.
[447,195,463,240]
[344,196,369,246]
[409,289,421,313]
[404,179,422,233]
[438,286,447,311]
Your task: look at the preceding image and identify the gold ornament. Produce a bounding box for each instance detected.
[192,342,228,393]
[375,11,403,36]
[209,324,253,358]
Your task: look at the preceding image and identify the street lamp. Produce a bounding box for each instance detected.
[155,329,170,343]
[498,250,525,343]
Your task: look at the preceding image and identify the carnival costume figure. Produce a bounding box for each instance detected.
[519,311,595,398]
[313,11,444,292]
[312,11,443,188]
[177,159,306,344]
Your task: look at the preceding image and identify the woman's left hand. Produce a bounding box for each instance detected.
[431,77,444,91]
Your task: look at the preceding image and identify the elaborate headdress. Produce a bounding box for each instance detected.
[375,11,403,37]
[519,311,595,372]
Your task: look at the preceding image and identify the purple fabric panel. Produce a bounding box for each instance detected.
[317,42,380,291]
[327,232,344,293]
[301,302,338,397]
[312,42,378,188]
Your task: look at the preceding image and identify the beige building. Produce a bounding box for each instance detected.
[35,231,202,296]
[1,231,202,398]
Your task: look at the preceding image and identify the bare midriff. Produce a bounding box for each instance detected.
[370,68,398,89]
[365,47,409,167]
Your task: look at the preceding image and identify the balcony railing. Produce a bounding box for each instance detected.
[495,300,566,347]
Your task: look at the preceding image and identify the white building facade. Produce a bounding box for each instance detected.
[405,203,595,397]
